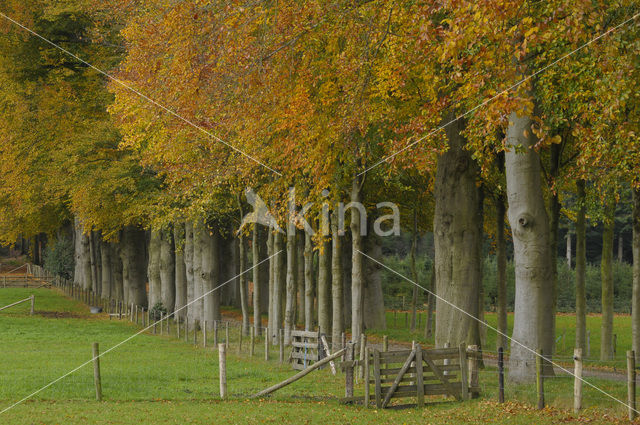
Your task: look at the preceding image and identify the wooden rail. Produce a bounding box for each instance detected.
[0,295,34,314]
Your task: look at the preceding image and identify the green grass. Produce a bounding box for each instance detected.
[0,288,636,424]
[368,310,632,369]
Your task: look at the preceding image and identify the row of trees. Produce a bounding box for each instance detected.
[0,0,638,382]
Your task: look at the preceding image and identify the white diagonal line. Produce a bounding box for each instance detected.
[358,249,640,415]
[0,250,283,414]
[0,12,282,177]
[358,11,640,176]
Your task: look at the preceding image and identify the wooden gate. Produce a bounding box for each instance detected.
[359,343,479,408]
[290,330,325,370]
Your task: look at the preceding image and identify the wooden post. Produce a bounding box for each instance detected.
[536,348,544,410]
[364,347,370,407]
[443,342,450,376]
[167,315,171,335]
[628,350,636,421]
[345,342,355,397]
[92,342,102,401]
[30,294,34,315]
[264,327,269,361]
[219,343,227,399]
[498,347,505,403]
[415,344,425,407]
[359,334,367,379]
[250,326,255,357]
[160,313,164,335]
[203,321,207,349]
[279,329,284,364]
[135,305,138,324]
[573,348,582,413]
[468,345,479,398]
[459,343,469,401]
[373,348,382,408]
[214,320,218,346]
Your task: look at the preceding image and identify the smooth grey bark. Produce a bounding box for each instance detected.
[410,209,419,331]
[363,233,386,330]
[433,116,482,349]
[111,242,123,302]
[318,235,331,336]
[100,239,112,300]
[174,223,187,318]
[89,231,100,295]
[284,220,297,345]
[549,143,561,362]
[351,178,365,344]
[600,195,615,361]
[566,232,572,269]
[331,210,344,350]
[304,230,314,331]
[297,231,305,325]
[505,111,554,383]
[496,193,508,350]
[160,229,176,313]
[633,188,640,363]
[267,229,275,341]
[575,181,587,353]
[184,222,195,322]
[239,231,250,335]
[192,222,205,326]
[120,226,147,308]
[202,226,221,325]
[272,231,284,344]
[424,265,435,339]
[253,225,262,335]
[74,217,92,290]
[147,229,162,308]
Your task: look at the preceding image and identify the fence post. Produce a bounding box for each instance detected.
[443,342,451,376]
[250,326,255,357]
[345,342,355,398]
[279,329,284,364]
[264,327,269,361]
[92,342,102,401]
[364,347,370,408]
[574,348,582,413]
[536,348,544,410]
[458,342,469,400]
[30,294,34,315]
[359,334,367,379]
[468,344,479,398]
[383,335,388,352]
[628,350,636,421]
[219,343,227,399]
[498,347,505,403]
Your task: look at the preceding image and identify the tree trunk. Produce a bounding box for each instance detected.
[239,231,250,335]
[304,230,314,330]
[73,218,92,290]
[184,222,195,322]
[111,242,123,302]
[425,265,435,338]
[364,233,386,330]
[297,230,305,325]
[633,188,640,363]
[253,225,262,335]
[618,235,623,263]
[267,229,275,342]
[120,226,147,308]
[342,233,352,329]
[192,222,205,327]
[318,233,331,336]
[148,229,162,309]
[410,209,418,331]
[505,110,554,383]
[272,231,284,344]
[100,239,112,300]
[173,223,187,318]
[575,180,587,354]
[160,229,176,313]
[433,116,482,349]
[284,216,297,345]
[351,177,365,344]
[202,225,221,325]
[331,209,344,350]
[566,232,572,269]
[548,143,561,366]
[89,231,100,296]
[601,195,615,361]
[496,193,508,350]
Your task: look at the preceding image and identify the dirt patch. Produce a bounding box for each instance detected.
[36,311,91,319]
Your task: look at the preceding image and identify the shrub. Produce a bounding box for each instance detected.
[43,237,74,280]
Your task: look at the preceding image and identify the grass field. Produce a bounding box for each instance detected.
[0,287,637,424]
